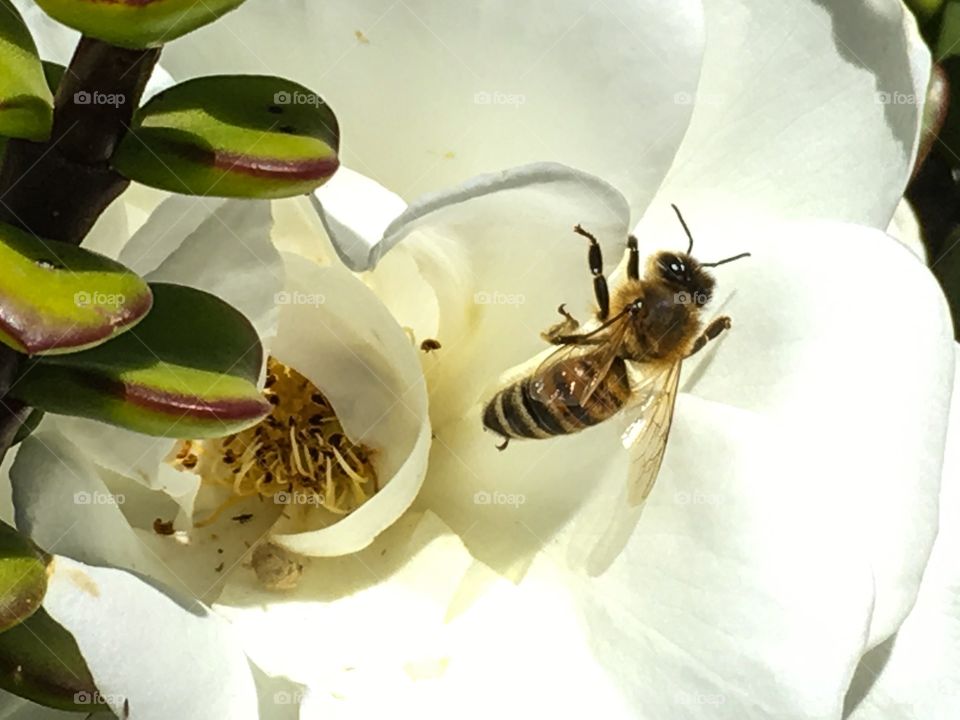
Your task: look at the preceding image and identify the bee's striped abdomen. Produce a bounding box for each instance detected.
[482,382,555,440]
[482,356,631,441]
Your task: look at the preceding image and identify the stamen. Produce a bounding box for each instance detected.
[171,357,378,523]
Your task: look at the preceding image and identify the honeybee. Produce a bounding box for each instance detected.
[482,205,749,505]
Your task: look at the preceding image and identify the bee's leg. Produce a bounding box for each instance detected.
[573,224,610,320]
[685,316,732,358]
[496,436,510,451]
[627,235,640,280]
[541,303,581,344]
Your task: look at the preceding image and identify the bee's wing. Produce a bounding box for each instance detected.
[622,359,683,506]
[532,313,633,407]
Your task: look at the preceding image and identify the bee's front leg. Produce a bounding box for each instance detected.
[685,316,732,358]
[541,304,581,345]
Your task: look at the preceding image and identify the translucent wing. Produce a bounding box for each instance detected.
[621,359,682,506]
[533,312,633,407]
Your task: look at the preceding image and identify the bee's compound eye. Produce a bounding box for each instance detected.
[659,254,686,281]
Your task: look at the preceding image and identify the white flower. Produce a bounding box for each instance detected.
[3,1,955,719]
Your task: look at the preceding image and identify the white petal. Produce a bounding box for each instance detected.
[312,166,407,271]
[161,0,706,217]
[11,0,78,63]
[215,512,473,688]
[133,198,283,340]
[41,415,176,491]
[351,162,632,427]
[671,218,952,645]
[656,0,930,228]
[118,195,226,276]
[843,345,960,720]
[555,397,875,718]
[0,691,79,720]
[267,255,430,556]
[43,556,258,720]
[78,192,129,260]
[10,431,164,577]
[886,198,926,262]
[406,210,952,664]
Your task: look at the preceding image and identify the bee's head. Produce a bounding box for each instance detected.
[651,252,715,307]
[653,204,751,307]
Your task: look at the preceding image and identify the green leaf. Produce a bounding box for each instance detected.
[938,1,960,60]
[0,221,153,356]
[12,283,271,438]
[11,408,43,447]
[908,0,945,21]
[33,0,247,49]
[0,0,54,140]
[41,61,65,96]
[0,521,47,633]
[0,606,105,713]
[112,76,340,199]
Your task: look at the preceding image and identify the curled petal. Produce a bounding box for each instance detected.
[312,166,407,271]
[268,255,430,556]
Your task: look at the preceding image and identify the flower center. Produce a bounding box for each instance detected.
[172,357,378,524]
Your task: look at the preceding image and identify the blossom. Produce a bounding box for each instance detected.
[2,1,956,719]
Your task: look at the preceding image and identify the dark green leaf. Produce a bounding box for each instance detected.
[41,61,65,96]
[0,607,106,712]
[33,0,247,49]
[11,409,43,447]
[113,76,340,198]
[12,283,270,438]
[0,221,153,355]
[0,521,47,633]
[0,0,53,140]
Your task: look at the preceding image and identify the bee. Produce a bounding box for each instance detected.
[482,205,749,505]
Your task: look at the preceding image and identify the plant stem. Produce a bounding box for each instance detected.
[0,37,161,461]
[0,37,160,244]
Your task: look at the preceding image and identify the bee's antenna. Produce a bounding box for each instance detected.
[671,204,695,254]
[701,252,751,268]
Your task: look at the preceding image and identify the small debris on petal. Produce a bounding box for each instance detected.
[420,338,442,353]
[232,513,254,525]
[252,543,304,592]
[153,518,175,536]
